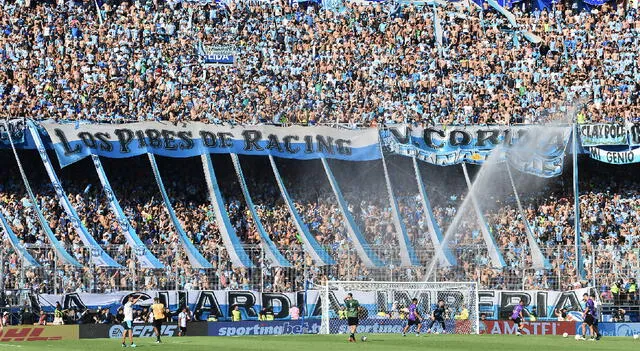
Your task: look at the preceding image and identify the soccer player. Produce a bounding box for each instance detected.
[581,293,601,341]
[151,298,166,344]
[402,298,422,337]
[511,299,525,336]
[426,300,446,334]
[344,293,360,342]
[178,308,190,336]
[121,295,141,348]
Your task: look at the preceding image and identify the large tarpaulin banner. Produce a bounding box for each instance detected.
[37,287,593,323]
[579,124,627,147]
[40,122,382,167]
[21,121,640,169]
[588,146,640,164]
[382,124,572,177]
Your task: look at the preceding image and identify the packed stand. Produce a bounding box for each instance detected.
[0,0,639,124]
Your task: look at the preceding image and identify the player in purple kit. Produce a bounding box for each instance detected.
[581,293,601,341]
[402,298,423,337]
[511,299,525,336]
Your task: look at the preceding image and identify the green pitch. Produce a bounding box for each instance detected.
[1,334,637,351]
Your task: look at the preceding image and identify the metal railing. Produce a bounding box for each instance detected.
[2,242,638,298]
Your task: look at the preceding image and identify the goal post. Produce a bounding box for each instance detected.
[319,281,479,335]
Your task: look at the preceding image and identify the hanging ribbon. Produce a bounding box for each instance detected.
[461,163,507,268]
[201,153,255,268]
[320,157,384,268]
[412,157,456,267]
[506,164,551,270]
[268,155,334,266]
[4,121,81,267]
[229,154,290,267]
[380,146,420,267]
[147,153,212,269]
[0,210,40,267]
[27,121,120,267]
[91,155,164,269]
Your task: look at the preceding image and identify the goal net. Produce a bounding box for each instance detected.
[319,281,479,335]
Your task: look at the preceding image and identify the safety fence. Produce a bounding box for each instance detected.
[1,243,638,300]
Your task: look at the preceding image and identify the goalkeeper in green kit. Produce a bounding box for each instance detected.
[344,293,360,342]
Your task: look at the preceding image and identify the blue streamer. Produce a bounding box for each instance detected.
[229,154,290,267]
[320,158,384,268]
[0,210,40,267]
[27,121,121,268]
[147,153,212,269]
[201,153,255,268]
[462,163,507,268]
[91,155,164,269]
[380,147,420,266]
[4,121,81,267]
[412,157,456,267]
[506,163,551,270]
[268,155,335,266]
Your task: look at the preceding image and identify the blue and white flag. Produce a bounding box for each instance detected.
[4,121,81,267]
[462,163,507,269]
[269,155,334,266]
[487,0,518,27]
[0,210,40,267]
[27,121,121,268]
[321,157,384,268]
[202,153,256,268]
[91,155,165,269]
[230,153,291,267]
[147,153,213,269]
[412,157,456,267]
[383,125,571,178]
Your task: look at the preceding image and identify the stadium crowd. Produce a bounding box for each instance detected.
[0,0,639,317]
[0,0,639,124]
[0,152,639,309]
